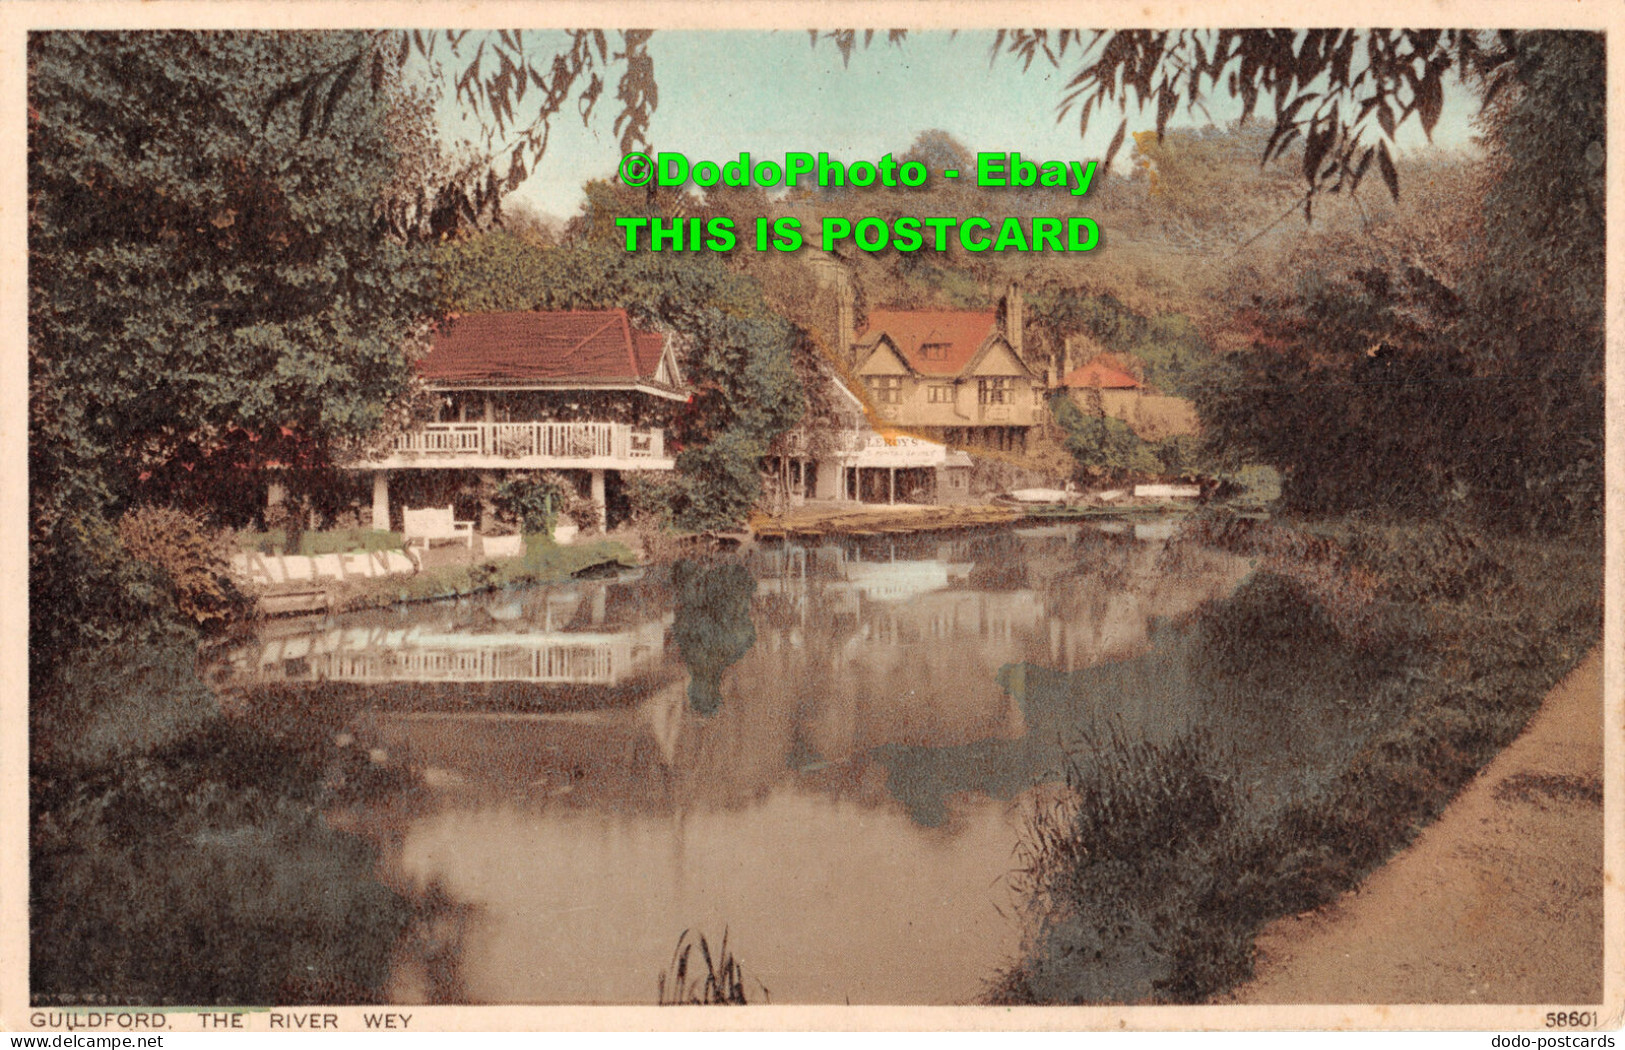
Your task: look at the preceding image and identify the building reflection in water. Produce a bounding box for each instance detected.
[216,522,1254,1004]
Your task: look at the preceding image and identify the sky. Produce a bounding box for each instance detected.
[433,30,1482,221]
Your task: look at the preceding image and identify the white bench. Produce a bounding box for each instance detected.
[402,505,475,551]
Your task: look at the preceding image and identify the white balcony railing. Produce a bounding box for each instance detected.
[246,620,671,686]
[390,422,665,462]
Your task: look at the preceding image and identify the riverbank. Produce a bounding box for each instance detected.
[1233,648,1603,1004]
[750,502,1019,538]
[748,498,1205,539]
[246,536,638,617]
[988,518,1603,1005]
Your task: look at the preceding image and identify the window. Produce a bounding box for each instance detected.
[920,343,950,361]
[927,384,953,403]
[869,376,904,404]
[978,377,1013,405]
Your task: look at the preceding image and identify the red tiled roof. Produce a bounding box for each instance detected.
[857,310,999,376]
[419,310,668,385]
[1061,358,1142,389]
[633,330,666,378]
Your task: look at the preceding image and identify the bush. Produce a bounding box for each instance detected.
[1310,519,1510,605]
[997,731,1239,1005]
[1050,393,1161,481]
[625,473,680,530]
[33,629,219,769]
[626,430,764,533]
[1151,433,1208,476]
[116,506,241,626]
[32,719,411,1004]
[492,476,560,536]
[1218,464,1282,506]
[492,472,600,537]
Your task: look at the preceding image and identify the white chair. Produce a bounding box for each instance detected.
[402,505,475,550]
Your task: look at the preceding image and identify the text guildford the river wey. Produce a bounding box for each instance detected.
[614,150,1103,252]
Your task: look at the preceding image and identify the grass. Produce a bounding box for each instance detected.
[236,528,403,556]
[656,929,767,1005]
[316,536,639,615]
[988,516,1602,1005]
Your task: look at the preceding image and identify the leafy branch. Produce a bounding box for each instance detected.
[989,29,1518,213]
[265,29,659,239]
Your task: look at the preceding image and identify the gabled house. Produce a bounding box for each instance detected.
[1058,351,1200,441]
[1058,355,1145,415]
[350,309,687,531]
[849,286,1044,451]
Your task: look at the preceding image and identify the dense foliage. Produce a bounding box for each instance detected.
[490,472,598,537]
[115,507,243,627]
[32,721,412,1005]
[29,32,443,1006]
[1047,393,1159,480]
[990,29,1518,206]
[30,31,439,675]
[1027,287,1210,396]
[1192,31,1603,534]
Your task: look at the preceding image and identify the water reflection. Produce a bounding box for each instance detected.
[215,522,1254,1004]
[218,574,671,697]
[672,561,757,716]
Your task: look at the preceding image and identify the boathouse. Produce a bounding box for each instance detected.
[350,310,686,531]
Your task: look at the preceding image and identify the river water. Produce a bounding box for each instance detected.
[212,522,1258,1005]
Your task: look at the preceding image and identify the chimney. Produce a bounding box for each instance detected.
[1004,281,1024,360]
[1063,333,1078,378]
[837,278,855,365]
[813,252,856,363]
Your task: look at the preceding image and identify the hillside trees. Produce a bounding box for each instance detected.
[814,30,1599,527]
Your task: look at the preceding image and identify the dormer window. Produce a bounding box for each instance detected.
[919,342,950,361]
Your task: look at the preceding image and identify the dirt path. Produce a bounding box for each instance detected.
[1234,649,1605,1004]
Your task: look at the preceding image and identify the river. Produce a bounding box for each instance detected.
[211,522,1258,1005]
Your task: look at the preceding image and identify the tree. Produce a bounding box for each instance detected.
[989,29,1516,211]
[1185,31,1602,531]
[1447,31,1604,532]
[905,26,1602,530]
[1049,392,1160,482]
[269,30,659,239]
[1193,269,1472,517]
[29,33,445,1003]
[30,30,439,685]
